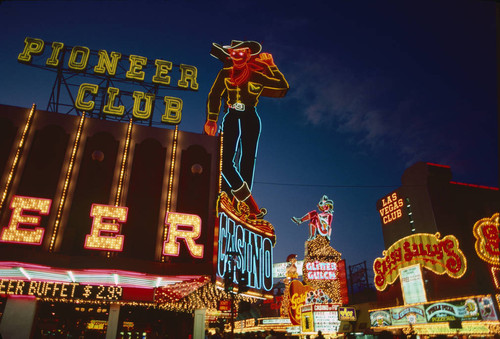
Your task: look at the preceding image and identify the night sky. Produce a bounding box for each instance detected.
[0,0,497,279]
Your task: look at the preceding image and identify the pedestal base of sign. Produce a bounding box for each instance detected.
[218,191,276,244]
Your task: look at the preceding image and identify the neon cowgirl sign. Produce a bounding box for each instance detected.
[217,212,273,291]
[0,195,204,258]
[305,261,337,280]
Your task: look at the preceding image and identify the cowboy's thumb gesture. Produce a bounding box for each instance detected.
[257,53,275,66]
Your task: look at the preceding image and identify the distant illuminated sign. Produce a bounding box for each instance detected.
[273,260,304,278]
[338,307,357,321]
[17,37,199,123]
[0,278,123,300]
[87,320,107,330]
[378,192,404,225]
[301,304,341,334]
[473,213,499,266]
[390,305,426,325]
[0,195,204,259]
[305,261,337,280]
[425,298,480,323]
[399,264,427,304]
[373,233,467,291]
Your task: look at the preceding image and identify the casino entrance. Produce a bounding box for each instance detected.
[30,300,193,338]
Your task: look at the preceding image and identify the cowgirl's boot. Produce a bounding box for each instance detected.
[231,182,267,219]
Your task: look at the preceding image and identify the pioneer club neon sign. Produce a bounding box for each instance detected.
[0,195,204,258]
[17,37,199,123]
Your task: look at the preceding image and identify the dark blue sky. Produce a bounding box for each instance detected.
[0,0,497,276]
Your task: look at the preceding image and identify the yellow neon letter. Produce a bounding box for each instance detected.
[18,37,45,63]
[163,212,204,258]
[103,87,125,116]
[161,96,183,124]
[126,55,147,81]
[68,46,90,71]
[132,91,155,119]
[94,50,122,76]
[0,196,51,245]
[45,42,65,67]
[75,83,99,111]
[84,204,127,251]
[177,64,199,90]
[152,59,172,86]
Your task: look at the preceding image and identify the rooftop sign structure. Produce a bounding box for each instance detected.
[17,37,199,125]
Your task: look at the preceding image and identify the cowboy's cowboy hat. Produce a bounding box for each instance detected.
[210,40,262,64]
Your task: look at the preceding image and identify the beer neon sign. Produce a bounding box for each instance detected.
[373,233,467,291]
[0,195,204,258]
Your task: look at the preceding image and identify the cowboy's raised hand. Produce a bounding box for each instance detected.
[204,120,217,136]
[257,53,275,66]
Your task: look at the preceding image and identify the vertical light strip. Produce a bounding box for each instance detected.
[49,112,86,252]
[162,126,178,262]
[115,118,133,207]
[108,118,133,258]
[219,133,223,194]
[0,103,36,211]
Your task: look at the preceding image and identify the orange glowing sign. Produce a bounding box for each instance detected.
[379,192,404,225]
[0,195,205,259]
[473,213,499,267]
[0,196,51,245]
[287,280,314,325]
[373,233,467,291]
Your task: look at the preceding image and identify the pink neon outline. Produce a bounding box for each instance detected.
[0,195,52,245]
[162,212,204,258]
[426,162,451,168]
[450,181,499,191]
[84,203,128,252]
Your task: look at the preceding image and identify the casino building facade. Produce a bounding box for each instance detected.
[370,162,500,337]
[0,103,257,338]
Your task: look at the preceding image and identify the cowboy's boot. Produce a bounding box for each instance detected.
[231,182,267,219]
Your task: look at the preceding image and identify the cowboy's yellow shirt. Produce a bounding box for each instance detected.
[206,65,289,122]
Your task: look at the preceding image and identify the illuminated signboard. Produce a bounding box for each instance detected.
[425,298,480,323]
[287,280,313,325]
[273,260,304,279]
[473,213,499,267]
[301,304,341,334]
[305,261,337,280]
[390,305,426,326]
[17,37,198,123]
[370,295,497,328]
[399,264,427,304]
[373,233,467,291]
[378,192,404,225]
[216,212,273,292]
[338,307,357,321]
[0,278,123,300]
[0,195,204,259]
